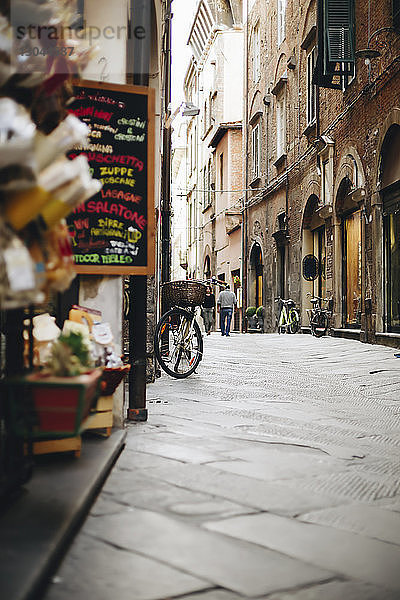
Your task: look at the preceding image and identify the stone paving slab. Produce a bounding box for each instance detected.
[125,437,227,463]
[80,507,333,597]
[179,591,248,600]
[265,580,400,600]
[122,453,345,516]
[205,512,400,591]
[99,461,259,524]
[298,503,400,545]
[208,446,345,482]
[43,532,209,600]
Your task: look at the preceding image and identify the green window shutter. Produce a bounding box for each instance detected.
[324,0,355,63]
[394,1,400,31]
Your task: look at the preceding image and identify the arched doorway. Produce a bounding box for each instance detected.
[203,255,211,280]
[380,125,400,332]
[301,195,326,325]
[336,177,362,328]
[249,243,263,308]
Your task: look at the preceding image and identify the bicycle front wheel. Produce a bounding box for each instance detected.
[287,308,300,334]
[154,308,203,378]
[311,312,328,337]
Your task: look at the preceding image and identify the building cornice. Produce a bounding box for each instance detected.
[208,122,242,148]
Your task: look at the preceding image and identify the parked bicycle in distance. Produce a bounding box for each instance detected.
[306,292,333,337]
[275,297,300,334]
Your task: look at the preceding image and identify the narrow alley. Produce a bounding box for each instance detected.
[43,333,400,600]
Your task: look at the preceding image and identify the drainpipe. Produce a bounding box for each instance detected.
[161,0,172,286]
[242,0,249,332]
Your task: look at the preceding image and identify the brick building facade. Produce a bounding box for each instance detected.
[244,0,400,348]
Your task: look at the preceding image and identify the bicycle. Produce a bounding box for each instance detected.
[306,293,332,337]
[275,297,300,334]
[154,280,207,379]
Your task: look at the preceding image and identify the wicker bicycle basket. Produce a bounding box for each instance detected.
[162,280,206,307]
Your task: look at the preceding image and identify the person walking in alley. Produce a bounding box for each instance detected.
[217,284,237,336]
[201,285,216,335]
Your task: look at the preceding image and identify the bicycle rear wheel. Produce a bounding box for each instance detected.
[287,308,300,334]
[311,312,328,337]
[154,308,203,378]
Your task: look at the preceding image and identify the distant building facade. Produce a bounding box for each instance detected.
[171,119,190,281]
[181,0,244,329]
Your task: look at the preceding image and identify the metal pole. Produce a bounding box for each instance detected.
[161,0,172,288]
[4,309,24,376]
[127,275,148,421]
[126,0,152,422]
[242,0,249,332]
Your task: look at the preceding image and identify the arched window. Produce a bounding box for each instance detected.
[204,255,211,280]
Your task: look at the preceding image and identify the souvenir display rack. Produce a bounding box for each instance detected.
[0,1,103,502]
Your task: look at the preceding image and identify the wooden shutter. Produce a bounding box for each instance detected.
[313,0,354,89]
[324,0,354,63]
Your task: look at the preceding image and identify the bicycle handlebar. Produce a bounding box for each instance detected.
[275,297,296,304]
[306,292,331,302]
[162,277,227,288]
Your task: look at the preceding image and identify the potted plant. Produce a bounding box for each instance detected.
[256,305,265,329]
[245,306,258,329]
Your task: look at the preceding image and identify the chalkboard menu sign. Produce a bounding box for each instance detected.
[66,80,155,274]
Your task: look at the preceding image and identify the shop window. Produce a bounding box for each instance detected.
[342,210,361,327]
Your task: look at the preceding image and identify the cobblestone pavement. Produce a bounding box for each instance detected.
[44,333,400,600]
